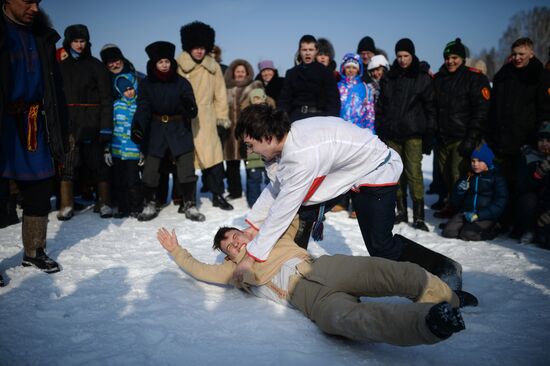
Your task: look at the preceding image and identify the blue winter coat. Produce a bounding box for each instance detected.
[451,168,508,221]
[111,73,140,160]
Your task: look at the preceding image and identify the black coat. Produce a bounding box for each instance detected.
[0,11,68,161]
[517,146,550,210]
[376,56,436,141]
[434,64,491,151]
[451,168,508,221]
[255,69,285,104]
[488,58,550,156]
[278,61,340,122]
[133,63,197,159]
[60,49,113,143]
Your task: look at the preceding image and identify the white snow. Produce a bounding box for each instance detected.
[1,157,549,366]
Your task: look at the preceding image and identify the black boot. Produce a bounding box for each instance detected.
[454,290,479,308]
[395,196,408,224]
[213,194,233,210]
[426,302,465,339]
[294,220,313,250]
[179,182,206,221]
[137,186,159,221]
[22,248,61,273]
[412,200,429,232]
[396,234,463,290]
[21,216,60,273]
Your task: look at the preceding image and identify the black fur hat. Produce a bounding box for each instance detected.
[180,21,215,53]
[64,24,90,42]
[145,41,176,63]
[100,44,124,64]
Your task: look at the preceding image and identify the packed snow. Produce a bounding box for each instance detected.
[1,156,549,366]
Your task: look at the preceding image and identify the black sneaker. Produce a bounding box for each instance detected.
[413,219,429,232]
[454,290,479,307]
[426,302,465,339]
[22,248,60,273]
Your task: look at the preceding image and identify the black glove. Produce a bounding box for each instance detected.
[458,138,477,158]
[181,97,198,119]
[422,134,434,155]
[131,125,144,145]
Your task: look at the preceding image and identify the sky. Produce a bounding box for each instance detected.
[42,0,549,76]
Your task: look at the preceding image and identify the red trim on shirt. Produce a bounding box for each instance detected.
[245,219,259,231]
[246,250,266,262]
[303,176,327,202]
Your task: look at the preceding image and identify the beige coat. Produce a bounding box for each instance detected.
[176,52,228,169]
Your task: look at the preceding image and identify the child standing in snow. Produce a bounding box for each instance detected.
[442,143,508,241]
[106,74,142,218]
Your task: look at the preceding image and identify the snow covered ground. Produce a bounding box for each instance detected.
[1,157,549,366]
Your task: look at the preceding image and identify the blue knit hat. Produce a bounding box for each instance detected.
[471,143,495,168]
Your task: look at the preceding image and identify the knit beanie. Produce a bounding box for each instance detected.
[357,36,376,54]
[443,38,466,59]
[395,38,415,56]
[537,122,550,139]
[116,77,134,93]
[100,44,124,64]
[471,143,495,168]
[342,53,361,69]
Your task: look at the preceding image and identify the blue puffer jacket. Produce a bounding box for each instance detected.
[451,168,508,221]
[111,73,140,160]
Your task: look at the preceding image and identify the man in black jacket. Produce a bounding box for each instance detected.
[0,0,69,280]
[58,24,113,220]
[376,38,436,231]
[433,38,491,218]
[488,37,550,231]
[278,35,340,122]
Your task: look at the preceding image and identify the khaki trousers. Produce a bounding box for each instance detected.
[289,255,459,346]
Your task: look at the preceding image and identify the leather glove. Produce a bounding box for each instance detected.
[181,97,198,119]
[104,150,113,167]
[216,118,232,129]
[422,134,434,155]
[537,210,550,227]
[131,125,144,144]
[458,138,477,158]
[464,211,479,223]
[457,179,469,192]
[535,159,550,178]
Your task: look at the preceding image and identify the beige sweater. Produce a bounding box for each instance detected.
[169,217,311,288]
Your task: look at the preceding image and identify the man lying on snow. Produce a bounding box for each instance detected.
[157,217,478,346]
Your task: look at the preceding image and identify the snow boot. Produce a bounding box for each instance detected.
[21,216,60,273]
[97,182,113,218]
[426,302,465,339]
[396,234,463,290]
[179,201,206,222]
[57,180,74,221]
[138,201,158,221]
[454,290,479,307]
[412,200,429,232]
[395,196,408,224]
[213,194,233,211]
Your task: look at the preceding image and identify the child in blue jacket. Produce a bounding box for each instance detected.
[442,143,508,241]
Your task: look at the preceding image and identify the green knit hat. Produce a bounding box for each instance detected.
[444,38,466,59]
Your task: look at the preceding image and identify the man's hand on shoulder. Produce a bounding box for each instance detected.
[157,227,179,253]
[233,255,255,283]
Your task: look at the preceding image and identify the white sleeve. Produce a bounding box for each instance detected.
[246,156,320,261]
[245,180,279,229]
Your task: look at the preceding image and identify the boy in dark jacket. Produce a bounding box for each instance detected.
[442,143,508,241]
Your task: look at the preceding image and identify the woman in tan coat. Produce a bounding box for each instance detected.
[176,21,233,210]
[224,59,263,199]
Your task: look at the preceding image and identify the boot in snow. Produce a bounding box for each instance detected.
[426,302,465,339]
[138,201,158,221]
[21,216,60,273]
[179,201,205,222]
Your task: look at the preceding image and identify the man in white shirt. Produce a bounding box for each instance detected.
[233,105,463,290]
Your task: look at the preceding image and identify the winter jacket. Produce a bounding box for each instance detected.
[337,61,375,131]
[255,69,285,103]
[376,56,436,141]
[278,61,340,122]
[0,11,68,161]
[517,145,550,210]
[59,44,113,143]
[111,73,139,160]
[169,216,310,291]
[224,59,263,161]
[488,58,550,156]
[434,64,491,152]
[450,168,508,221]
[176,52,228,169]
[133,63,197,159]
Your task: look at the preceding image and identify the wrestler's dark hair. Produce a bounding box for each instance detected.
[213,226,241,252]
[235,104,290,142]
[299,34,317,48]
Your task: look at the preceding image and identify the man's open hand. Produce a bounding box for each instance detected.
[233,255,255,283]
[157,227,179,252]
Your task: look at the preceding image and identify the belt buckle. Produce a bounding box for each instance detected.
[161,115,169,123]
[300,105,308,114]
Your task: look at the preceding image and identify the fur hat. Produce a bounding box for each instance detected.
[444,38,466,59]
[64,24,90,42]
[180,21,215,53]
[357,36,376,54]
[100,44,124,64]
[317,38,335,60]
[395,38,415,56]
[471,143,495,168]
[145,41,176,63]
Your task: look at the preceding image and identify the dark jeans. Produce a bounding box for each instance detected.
[246,167,266,208]
[351,185,404,260]
[1,177,53,216]
[225,160,242,197]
